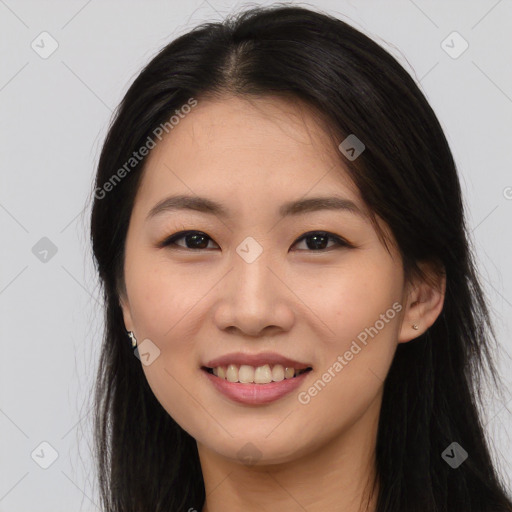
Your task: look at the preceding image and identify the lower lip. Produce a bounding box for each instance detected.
[201,368,312,405]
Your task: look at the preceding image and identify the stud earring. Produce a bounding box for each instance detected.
[412,324,419,330]
[128,331,137,348]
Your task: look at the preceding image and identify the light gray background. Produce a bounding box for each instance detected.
[1,1,511,510]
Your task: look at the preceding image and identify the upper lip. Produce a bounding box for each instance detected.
[203,351,313,370]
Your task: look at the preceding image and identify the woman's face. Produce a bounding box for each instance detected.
[120,95,410,465]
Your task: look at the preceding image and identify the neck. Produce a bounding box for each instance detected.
[198,391,381,512]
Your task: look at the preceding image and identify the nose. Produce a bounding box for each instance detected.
[213,248,295,338]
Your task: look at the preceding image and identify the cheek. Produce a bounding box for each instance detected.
[302,260,402,400]
[126,252,205,337]
[125,254,204,405]
[298,258,402,342]
[129,261,205,431]
[140,360,208,445]
[295,308,399,452]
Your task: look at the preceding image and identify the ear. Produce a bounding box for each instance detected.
[398,260,446,344]
[119,292,135,334]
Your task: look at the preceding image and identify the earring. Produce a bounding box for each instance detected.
[128,331,137,348]
[412,324,419,330]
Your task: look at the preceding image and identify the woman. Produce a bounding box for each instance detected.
[89,4,512,511]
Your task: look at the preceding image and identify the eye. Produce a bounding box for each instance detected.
[159,231,219,250]
[291,231,352,251]
[159,230,352,251]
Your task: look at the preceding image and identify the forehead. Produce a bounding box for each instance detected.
[166,94,331,140]
[135,95,366,218]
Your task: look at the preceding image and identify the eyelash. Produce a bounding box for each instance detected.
[158,230,354,252]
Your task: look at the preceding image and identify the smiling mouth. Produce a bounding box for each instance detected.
[201,365,313,384]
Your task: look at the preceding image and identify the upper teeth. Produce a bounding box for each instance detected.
[211,364,307,384]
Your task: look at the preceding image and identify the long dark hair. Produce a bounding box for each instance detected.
[88,4,512,511]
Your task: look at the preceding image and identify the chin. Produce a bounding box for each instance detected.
[197,427,317,467]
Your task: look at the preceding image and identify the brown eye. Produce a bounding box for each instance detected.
[160,231,219,250]
[292,231,351,251]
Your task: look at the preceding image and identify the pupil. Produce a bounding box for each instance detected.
[307,234,327,250]
[187,233,208,249]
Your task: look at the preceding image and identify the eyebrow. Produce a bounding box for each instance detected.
[146,194,366,221]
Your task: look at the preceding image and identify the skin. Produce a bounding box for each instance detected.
[120,95,446,512]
